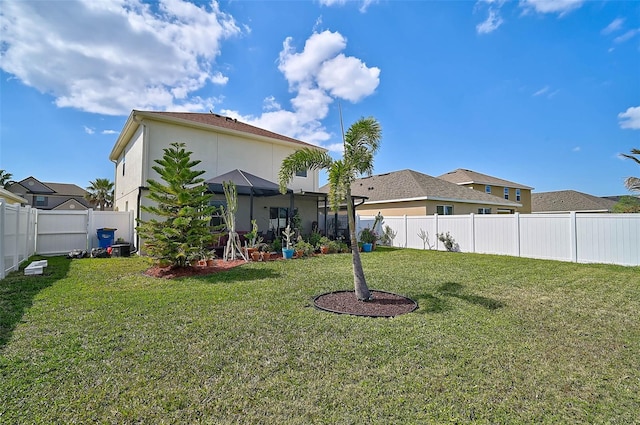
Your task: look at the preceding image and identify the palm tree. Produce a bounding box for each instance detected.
[621,148,640,192]
[0,170,14,189]
[86,178,114,210]
[279,117,382,301]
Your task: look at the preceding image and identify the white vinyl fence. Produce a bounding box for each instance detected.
[358,212,640,267]
[0,200,134,279]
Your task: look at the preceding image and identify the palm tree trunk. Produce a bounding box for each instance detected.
[346,192,371,301]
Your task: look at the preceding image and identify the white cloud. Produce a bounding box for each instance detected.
[614,29,640,44]
[476,9,504,34]
[0,0,242,115]
[572,146,581,152]
[533,86,549,96]
[102,130,118,135]
[602,18,624,35]
[619,106,640,130]
[84,126,95,135]
[519,0,584,15]
[224,29,379,150]
[318,0,377,13]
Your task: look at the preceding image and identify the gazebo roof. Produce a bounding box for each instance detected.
[205,169,287,197]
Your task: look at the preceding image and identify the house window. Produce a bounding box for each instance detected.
[485,185,491,194]
[478,208,491,214]
[436,205,453,215]
[270,207,289,233]
[35,196,48,207]
[295,169,307,178]
[209,200,227,229]
[516,189,521,202]
[504,187,509,200]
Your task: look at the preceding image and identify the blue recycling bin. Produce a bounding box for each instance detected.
[97,228,116,248]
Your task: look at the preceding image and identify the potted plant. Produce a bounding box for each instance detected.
[260,243,273,261]
[359,227,377,252]
[317,236,331,254]
[295,238,314,258]
[281,225,295,259]
[206,250,217,267]
[244,219,262,257]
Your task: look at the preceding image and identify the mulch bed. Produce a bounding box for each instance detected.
[143,259,247,279]
[314,290,418,318]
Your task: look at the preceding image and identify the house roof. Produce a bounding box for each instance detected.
[0,187,27,204]
[438,168,534,190]
[321,169,522,207]
[531,190,618,213]
[12,177,89,197]
[110,110,324,161]
[205,169,285,197]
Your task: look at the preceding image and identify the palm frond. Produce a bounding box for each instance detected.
[624,176,640,192]
[278,148,333,193]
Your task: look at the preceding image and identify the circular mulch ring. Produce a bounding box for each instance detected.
[313,290,418,318]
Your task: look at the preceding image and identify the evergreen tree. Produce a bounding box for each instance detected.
[137,142,215,267]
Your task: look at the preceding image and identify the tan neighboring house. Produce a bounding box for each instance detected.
[438,168,533,213]
[7,177,93,210]
[0,187,28,205]
[336,169,522,217]
[109,110,327,238]
[531,190,617,213]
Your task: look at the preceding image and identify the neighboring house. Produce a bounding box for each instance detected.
[109,110,327,238]
[531,190,618,213]
[324,169,522,217]
[0,187,28,205]
[438,168,534,213]
[7,177,93,210]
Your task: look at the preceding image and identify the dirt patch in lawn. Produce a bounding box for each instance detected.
[314,290,418,318]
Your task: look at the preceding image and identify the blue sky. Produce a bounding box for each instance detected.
[1,0,638,197]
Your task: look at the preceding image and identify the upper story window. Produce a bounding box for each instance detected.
[516,189,521,202]
[504,187,509,200]
[478,208,491,214]
[436,205,453,215]
[295,169,307,178]
[485,185,491,194]
[35,196,48,207]
[122,155,126,176]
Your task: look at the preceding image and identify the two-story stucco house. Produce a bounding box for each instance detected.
[438,169,534,213]
[8,177,93,210]
[109,110,328,242]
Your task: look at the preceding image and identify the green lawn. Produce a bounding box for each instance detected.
[1,249,639,424]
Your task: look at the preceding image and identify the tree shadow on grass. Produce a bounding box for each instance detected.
[0,256,71,349]
[411,281,504,314]
[186,267,282,284]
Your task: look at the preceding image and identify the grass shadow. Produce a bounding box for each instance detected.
[0,256,71,349]
[185,267,282,283]
[437,281,505,310]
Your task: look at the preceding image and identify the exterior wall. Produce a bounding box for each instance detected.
[358,200,514,216]
[142,120,319,193]
[114,125,145,218]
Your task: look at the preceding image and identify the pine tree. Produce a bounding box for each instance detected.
[136,142,216,267]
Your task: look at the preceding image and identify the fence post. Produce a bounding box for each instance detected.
[514,212,521,258]
[403,215,408,248]
[0,201,5,279]
[569,211,577,263]
[434,213,439,251]
[470,213,475,253]
[87,209,94,251]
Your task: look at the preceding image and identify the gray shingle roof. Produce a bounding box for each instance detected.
[531,190,617,212]
[438,168,534,190]
[322,169,521,207]
[140,111,318,149]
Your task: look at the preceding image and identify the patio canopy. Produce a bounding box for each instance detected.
[205,169,289,197]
